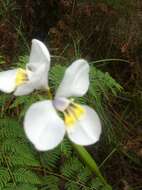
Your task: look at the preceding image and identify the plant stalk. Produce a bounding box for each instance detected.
[47,87,53,99]
[72,143,112,189]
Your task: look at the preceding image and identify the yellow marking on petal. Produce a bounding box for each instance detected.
[64,103,85,127]
[72,103,85,118]
[15,68,28,86]
[64,111,76,126]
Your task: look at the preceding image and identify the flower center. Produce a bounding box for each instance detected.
[63,103,85,127]
[15,68,28,86]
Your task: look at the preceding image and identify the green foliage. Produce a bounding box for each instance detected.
[13,168,41,184]
[3,184,38,190]
[0,55,123,189]
[0,117,41,189]
[49,64,122,97]
[0,0,17,18]
[0,168,10,188]
[0,55,5,65]
[89,67,122,98]
[42,175,60,190]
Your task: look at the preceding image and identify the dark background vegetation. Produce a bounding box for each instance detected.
[0,0,142,190]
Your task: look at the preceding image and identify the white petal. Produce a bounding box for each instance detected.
[27,64,48,89]
[55,59,89,98]
[0,69,17,93]
[24,100,65,151]
[67,105,101,145]
[53,97,70,112]
[27,39,50,72]
[14,65,48,96]
[25,39,51,90]
[14,82,35,96]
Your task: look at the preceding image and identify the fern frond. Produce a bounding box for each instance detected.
[0,118,23,140]
[49,65,65,92]
[43,175,60,190]
[60,156,83,179]
[13,168,41,184]
[40,147,60,169]
[10,95,39,118]
[60,138,72,157]
[89,67,122,99]
[9,146,40,167]
[0,168,10,189]
[16,55,28,68]
[3,184,38,190]
[65,182,80,190]
[90,177,105,190]
[77,166,92,183]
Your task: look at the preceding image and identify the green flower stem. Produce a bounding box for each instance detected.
[72,143,111,189]
[47,87,53,99]
[91,58,130,66]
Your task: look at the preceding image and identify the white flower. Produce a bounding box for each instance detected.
[24,59,102,151]
[0,39,50,96]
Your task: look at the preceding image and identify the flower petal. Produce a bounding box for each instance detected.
[55,59,89,98]
[66,105,101,145]
[14,65,48,96]
[14,40,51,96]
[53,97,70,112]
[0,69,17,93]
[24,100,65,151]
[27,39,50,72]
[14,82,35,96]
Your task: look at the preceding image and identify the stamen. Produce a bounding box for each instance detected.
[63,103,85,127]
[15,68,28,86]
[70,103,85,118]
[64,110,76,126]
